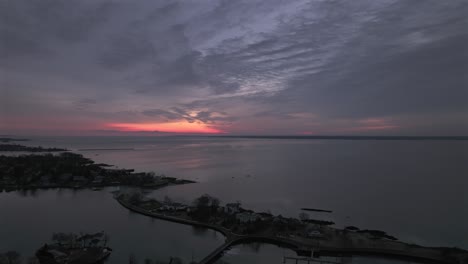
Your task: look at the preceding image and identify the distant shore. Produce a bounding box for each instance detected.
[0,147,194,192]
[0,144,68,152]
[207,135,468,141]
[0,137,29,143]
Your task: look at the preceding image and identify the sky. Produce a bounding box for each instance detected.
[1,0,467,136]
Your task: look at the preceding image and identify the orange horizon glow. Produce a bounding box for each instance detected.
[107,122,223,134]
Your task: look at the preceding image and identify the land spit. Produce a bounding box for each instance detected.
[116,195,468,264]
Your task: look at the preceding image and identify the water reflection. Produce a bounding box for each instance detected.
[0,189,224,264]
[215,243,426,264]
[5,136,467,262]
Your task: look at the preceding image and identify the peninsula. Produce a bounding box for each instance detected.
[0,151,194,192]
[117,192,468,264]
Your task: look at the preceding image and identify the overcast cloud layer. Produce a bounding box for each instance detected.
[1,0,467,135]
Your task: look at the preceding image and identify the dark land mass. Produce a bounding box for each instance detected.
[0,144,68,152]
[206,135,468,141]
[0,137,29,143]
[0,152,194,192]
[36,232,111,264]
[117,193,468,264]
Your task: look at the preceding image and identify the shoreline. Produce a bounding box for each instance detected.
[1,145,467,264]
[0,150,195,192]
[116,192,468,264]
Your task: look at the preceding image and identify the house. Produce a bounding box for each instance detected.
[158,205,176,211]
[306,230,323,238]
[73,176,88,183]
[225,203,241,215]
[40,175,52,186]
[58,173,72,182]
[258,212,273,221]
[175,205,188,211]
[91,176,104,185]
[236,212,260,223]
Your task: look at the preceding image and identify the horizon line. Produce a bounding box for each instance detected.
[4,135,468,140]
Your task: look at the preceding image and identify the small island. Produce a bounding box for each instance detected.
[0,137,29,143]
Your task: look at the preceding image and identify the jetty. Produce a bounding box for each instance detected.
[301,208,333,213]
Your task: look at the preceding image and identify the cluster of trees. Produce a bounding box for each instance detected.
[301,219,335,226]
[127,191,145,205]
[51,232,109,248]
[189,194,220,222]
[0,153,102,185]
[0,251,38,264]
[0,153,167,190]
[356,229,397,240]
[271,215,303,232]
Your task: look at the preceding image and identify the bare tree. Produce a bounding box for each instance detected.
[299,212,309,221]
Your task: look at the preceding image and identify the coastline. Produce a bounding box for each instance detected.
[116,193,468,264]
[1,142,467,264]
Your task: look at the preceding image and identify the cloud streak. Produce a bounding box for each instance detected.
[1,0,467,135]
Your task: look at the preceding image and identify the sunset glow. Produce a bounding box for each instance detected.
[107,122,223,134]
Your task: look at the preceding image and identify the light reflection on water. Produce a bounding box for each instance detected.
[2,136,467,263]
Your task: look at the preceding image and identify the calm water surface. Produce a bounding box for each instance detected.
[1,136,467,263]
[0,188,223,263]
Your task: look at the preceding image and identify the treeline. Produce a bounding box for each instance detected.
[0,152,177,190]
[344,226,397,240]
[50,232,109,248]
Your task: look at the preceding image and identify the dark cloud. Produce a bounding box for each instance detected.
[73,98,97,110]
[142,107,235,125]
[1,0,467,135]
[142,109,182,121]
[0,0,115,60]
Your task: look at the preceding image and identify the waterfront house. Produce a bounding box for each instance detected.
[175,205,188,211]
[58,173,72,183]
[91,176,104,185]
[159,205,176,211]
[306,230,323,238]
[258,212,273,221]
[40,175,52,186]
[236,212,260,223]
[225,203,241,215]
